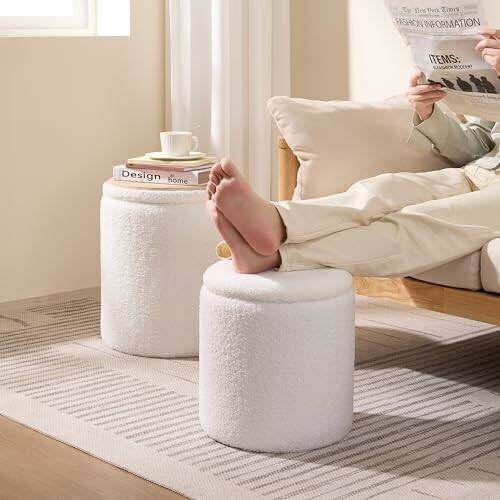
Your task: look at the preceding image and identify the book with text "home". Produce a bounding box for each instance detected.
[113,165,210,185]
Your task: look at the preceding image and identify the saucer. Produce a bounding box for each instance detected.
[146,151,206,161]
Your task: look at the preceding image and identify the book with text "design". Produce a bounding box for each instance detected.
[113,165,211,185]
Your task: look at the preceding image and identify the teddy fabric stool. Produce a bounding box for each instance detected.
[100,180,220,358]
[199,260,355,453]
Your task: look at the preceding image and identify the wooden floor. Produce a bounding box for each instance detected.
[0,416,186,500]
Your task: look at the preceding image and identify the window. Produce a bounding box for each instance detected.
[0,0,129,37]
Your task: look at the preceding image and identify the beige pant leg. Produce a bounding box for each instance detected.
[277,182,500,277]
[271,168,472,244]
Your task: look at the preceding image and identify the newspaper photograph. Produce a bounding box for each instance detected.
[385,0,500,121]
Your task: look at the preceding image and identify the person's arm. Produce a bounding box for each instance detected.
[408,105,496,166]
[406,71,495,166]
[407,27,500,167]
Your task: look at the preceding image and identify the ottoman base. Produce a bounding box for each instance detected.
[199,261,355,453]
[100,180,220,358]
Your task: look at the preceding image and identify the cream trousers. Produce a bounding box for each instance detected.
[271,166,500,276]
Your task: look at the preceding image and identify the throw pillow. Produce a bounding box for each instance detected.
[267,96,454,200]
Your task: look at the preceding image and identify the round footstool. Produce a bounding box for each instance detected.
[100,180,220,358]
[199,260,355,453]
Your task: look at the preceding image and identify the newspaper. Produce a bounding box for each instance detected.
[385,0,500,122]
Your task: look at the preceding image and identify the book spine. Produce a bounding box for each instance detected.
[113,165,209,185]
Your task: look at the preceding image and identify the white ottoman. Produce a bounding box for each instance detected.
[199,260,355,453]
[100,180,220,358]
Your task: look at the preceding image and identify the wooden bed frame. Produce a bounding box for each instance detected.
[278,137,500,325]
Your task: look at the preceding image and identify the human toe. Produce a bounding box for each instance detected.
[220,158,239,177]
[207,181,217,196]
[211,162,224,180]
[209,172,221,185]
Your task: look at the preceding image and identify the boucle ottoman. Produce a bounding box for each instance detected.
[199,260,355,453]
[100,180,220,358]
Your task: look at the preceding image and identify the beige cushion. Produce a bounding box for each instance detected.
[411,253,482,291]
[481,239,500,293]
[267,96,452,200]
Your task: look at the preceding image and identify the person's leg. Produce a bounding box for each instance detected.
[207,159,473,256]
[278,182,500,277]
[272,166,473,245]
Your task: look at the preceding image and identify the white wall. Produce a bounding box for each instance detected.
[291,0,350,100]
[0,0,165,302]
[348,0,500,101]
[348,0,413,101]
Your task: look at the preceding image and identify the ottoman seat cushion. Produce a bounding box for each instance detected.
[202,259,353,302]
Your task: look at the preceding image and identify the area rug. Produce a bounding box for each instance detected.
[0,288,499,500]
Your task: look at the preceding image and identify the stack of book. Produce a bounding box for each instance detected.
[112,154,216,189]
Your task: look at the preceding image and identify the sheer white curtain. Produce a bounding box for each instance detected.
[169,0,290,200]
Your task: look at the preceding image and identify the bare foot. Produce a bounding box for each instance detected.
[206,200,281,274]
[209,159,286,256]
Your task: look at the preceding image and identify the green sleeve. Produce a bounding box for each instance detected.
[407,105,496,167]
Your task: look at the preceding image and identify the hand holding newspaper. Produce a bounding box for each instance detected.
[385,0,500,121]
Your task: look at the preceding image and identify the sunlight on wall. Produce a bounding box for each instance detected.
[348,0,414,101]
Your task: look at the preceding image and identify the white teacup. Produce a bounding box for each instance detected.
[160,131,199,157]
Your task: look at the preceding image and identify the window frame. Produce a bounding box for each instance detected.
[0,0,97,37]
